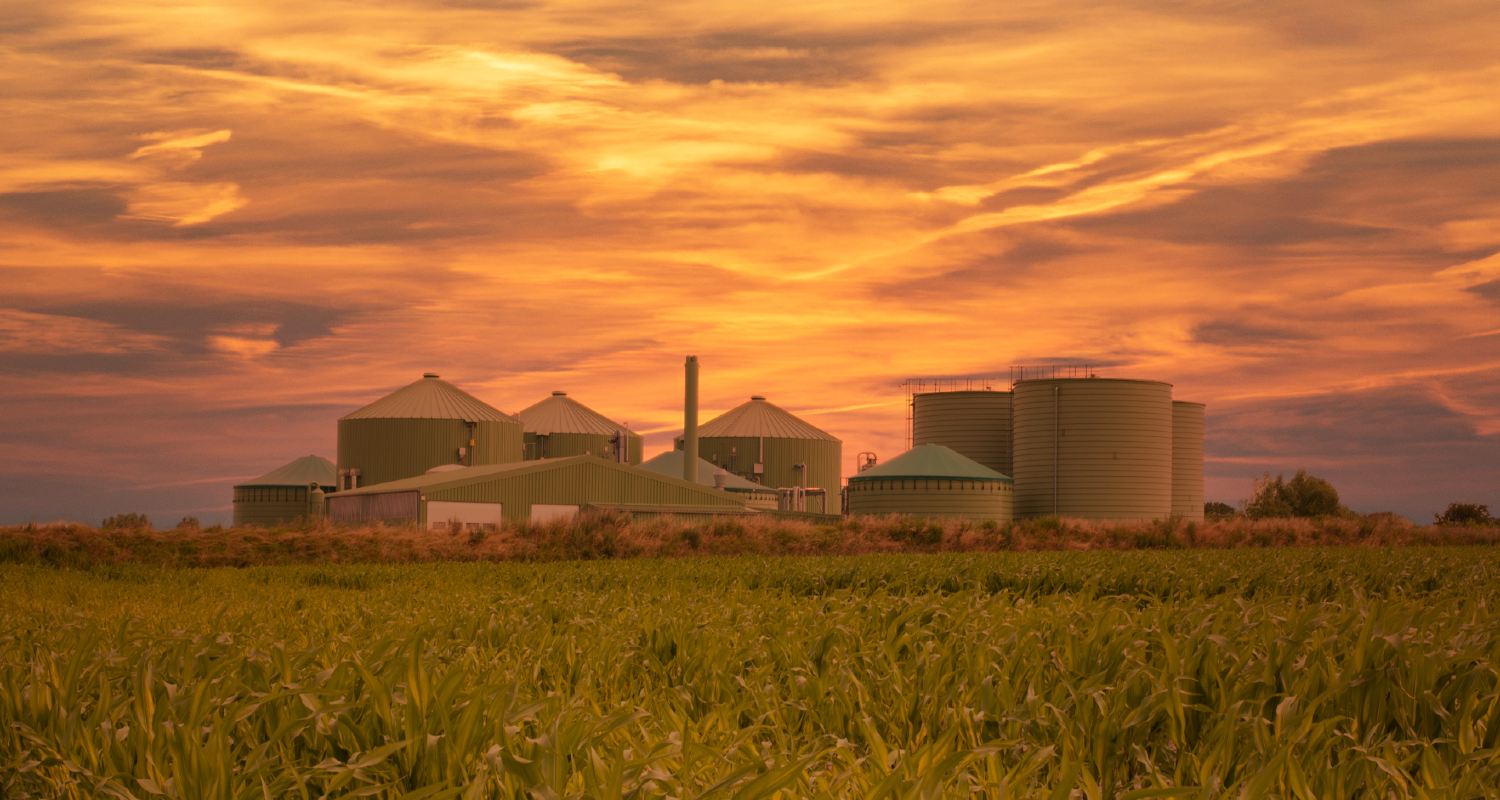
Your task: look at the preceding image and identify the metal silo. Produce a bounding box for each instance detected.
[337,373,522,489]
[911,390,1013,476]
[685,395,843,513]
[847,444,1013,521]
[1172,401,1206,520]
[517,391,643,464]
[232,455,336,526]
[1012,378,1173,521]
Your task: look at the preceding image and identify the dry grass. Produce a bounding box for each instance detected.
[3,512,1498,568]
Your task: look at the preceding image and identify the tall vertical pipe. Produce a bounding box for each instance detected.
[684,355,699,482]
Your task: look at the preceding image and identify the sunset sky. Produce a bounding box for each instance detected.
[3,0,1499,524]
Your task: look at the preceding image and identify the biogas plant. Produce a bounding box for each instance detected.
[232,359,1204,529]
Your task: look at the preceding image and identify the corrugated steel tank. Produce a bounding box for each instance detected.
[847,478,1013,520]
[232,486,318,527]
[1172,401,1206,521]
[518,391,644,464]
[690,396,843,514]
[337,374,522,488]
[1012,378,1173,520]
[911,390,1013,476]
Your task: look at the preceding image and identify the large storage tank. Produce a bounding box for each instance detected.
[1012,378,1173,521]
[847,444,1013,521]
[337,373,522,489]
[517,391,643,464]
[685,395,843,513]
[1172,401,1206,521]
[911,390,1013,476]
[232,455,335,526]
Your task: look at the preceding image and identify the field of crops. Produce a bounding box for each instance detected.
[4,549,1499,797]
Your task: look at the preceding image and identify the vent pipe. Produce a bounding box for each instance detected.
[684,355,699,482]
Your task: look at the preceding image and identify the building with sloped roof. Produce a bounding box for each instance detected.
[517,391,643,464]
[232,455,336,527]
[640,449,780,510]
[336,373,522,490]
[325,455,754,527]
[681,395,842,513]
[846,444,1013,521]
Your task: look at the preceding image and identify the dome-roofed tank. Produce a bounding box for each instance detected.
[517,391,643,464]
[684,395,843,513]
[1172,401,1206,521]
[847,444,1013,521]
[640,449,779,510]
[1012,378,1173,521]
[232,455,336,526]
[337,373,522,489]
[912,390,1013,476]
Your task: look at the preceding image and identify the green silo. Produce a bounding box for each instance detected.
[517,391,644,463]
[232,455,336,527]
[1012,378,1173,521]
[847,444,1013,521]
[336,373,522,489]
[685,395,842,513]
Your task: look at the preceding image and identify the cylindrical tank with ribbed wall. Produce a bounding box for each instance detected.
[847,444,1013,521]
[337,373,522,489]
[232,455,336,526]
[682,395,843,513]
[1012,378,1173,520]
[911,390,1013,476]
[1171,401,1206,520]
[517,391,644,464]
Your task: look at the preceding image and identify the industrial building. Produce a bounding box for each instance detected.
[517,391,643,463]
[232,455,336,527]
[325,455,753,527]
[640,450,781,510]
[337,373,522,490]
[684,395,843,514]
[912,390,1013,476]
[910,373,1204,522]
[847,444,1013,521]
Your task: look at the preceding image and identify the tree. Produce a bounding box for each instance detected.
[1434,503,1493,526]
[1204,501,1237,520]
[1245,470,1343,518]
[101,512,151,531]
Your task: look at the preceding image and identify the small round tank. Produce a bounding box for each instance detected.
[1012,378,1173,521]
[911,390,1013,476]
[1172,401,1206,521]
[847,444,1013,521]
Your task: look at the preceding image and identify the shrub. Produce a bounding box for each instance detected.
[101,513,150,531]
[1435,503,1493,526]
[1204,501,1237,520]
[1245,471,1343,518]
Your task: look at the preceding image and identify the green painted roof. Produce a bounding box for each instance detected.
[640,450,777,494]
[341,373,517,422]
[517,392,641,437]
[238,455,336,488]
[696,396,839,441]
[848,444,1012,483]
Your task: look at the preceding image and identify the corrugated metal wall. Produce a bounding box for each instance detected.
[524,432,644,464]
[424,460,748,521]
[326,490,421,525]
[1012,379,1173,521]
[1172,401,1206,521]
[337,418,522,487]
[912,391,1013,476]
[847,479,1013,521]
[232,486,312,527]
[694,436,843,513]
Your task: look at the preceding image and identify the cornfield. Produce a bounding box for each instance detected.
[4,549,1499,796]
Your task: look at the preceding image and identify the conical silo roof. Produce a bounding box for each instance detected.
[697,396,839,441]
[517,391,638,437]
[340,373,516,422]
[849,444,1011,483]
[640,450,772,492]
[238,455,336,487]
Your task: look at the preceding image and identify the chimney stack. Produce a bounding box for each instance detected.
[684,355,699,482]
